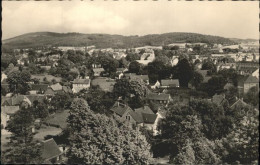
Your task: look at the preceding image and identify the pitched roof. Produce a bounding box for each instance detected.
[161,79,179,87]
[244,75,259,83]
[25,95,46,104]
[230,99,247,109]
[41,138,62,161]
[1,106,20,115]
[93,68,105,72]
[135,106,154,114]
[125,73,149,81]
[147,93,170,101]
[128,111,143,123]
[110,102,133,117]
[30,84,49,91]
[142,113,157,124]
[71,79,90,84]
[2,95,31,106]
[50,83,62,91]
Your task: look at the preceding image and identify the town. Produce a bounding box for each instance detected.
[1,38,259,164]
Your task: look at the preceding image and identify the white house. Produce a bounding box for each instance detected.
[252,68,259,79]
[71,78,91,93]
[151,80,160,89]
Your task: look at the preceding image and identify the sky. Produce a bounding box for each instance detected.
[2,1,259,40]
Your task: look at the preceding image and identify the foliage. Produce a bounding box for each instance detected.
[6,70,31,94]
[126,53,140,62]
[147,61,172,83]
[217,115,259,164]
[113,78,148,108]
[67,98,152,164]
[243,86,259,107]
[32,101,49,119]
[189,71,204,88]
[50,92,72,112]
[77,86,114,114]
[176,58,193,87]
[128,61,143,74]
[201,61,216,74]
[200,76,227,97]
[3,104,42,164]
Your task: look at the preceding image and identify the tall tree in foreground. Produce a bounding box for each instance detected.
[2,102,42,164]
[67,98,152,164]
[176,58,193,87]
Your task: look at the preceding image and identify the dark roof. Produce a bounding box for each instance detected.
[128,111,143,123]
[147,93,170,101]
[161,79,179,87]
[135,106,154,114]
[142,113,157,124]
[71,79,90,84]
[110,102,133,117]
[30,84,48,91]
[45,110,70,129]
[41,138,62,161]
[244,75,259,83]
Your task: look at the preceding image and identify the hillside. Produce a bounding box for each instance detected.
[2,32,237,49]
[229,38,258,44]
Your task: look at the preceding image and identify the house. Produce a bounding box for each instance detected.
[160,79,179,88]
[45,83,63,95]
[124,73,149,84]
[91,77,116,92]
[93,68,105,77]
[147,93,172,105]
[41,138,63,164]
[62,86,73,94]
[2,95,32,106]
[1,106,20,129]
[251,68,259,79]
[116,68,128,74]
[1,72,7,82]
[71,78,91,93]
[111,102,160,135]
[230,98,248,110]
[151,80,160,89]
[110,102,137,124]
[40,66,52,71]
[238,75,259,94]
[29,84,49,94]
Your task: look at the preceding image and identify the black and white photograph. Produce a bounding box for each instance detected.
[1,1,259,164]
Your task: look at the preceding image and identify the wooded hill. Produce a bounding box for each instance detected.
[2,32,237,49]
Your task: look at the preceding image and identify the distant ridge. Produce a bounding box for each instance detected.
[2,32,237,49]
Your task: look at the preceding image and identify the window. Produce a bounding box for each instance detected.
[126,116,130,120]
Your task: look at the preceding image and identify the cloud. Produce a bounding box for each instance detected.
[2,1,259,39]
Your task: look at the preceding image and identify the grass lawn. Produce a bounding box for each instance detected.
[45,110,70,129]
[34,126,62,141]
